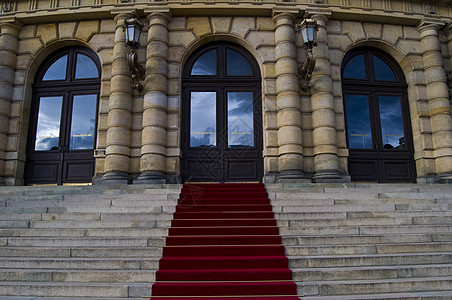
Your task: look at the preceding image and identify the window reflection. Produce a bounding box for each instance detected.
[191,50,217,75]
[343,54,366,79]
[379,96,405,149]
[374,56,397,81]
[228,92,254,147]
[70,94,97,150]
[227,49,253,76]
[190,92,216,147]
[75,54,99,79]
[43,55,68,81]
[345,94,373,149]
[35,96,63,151]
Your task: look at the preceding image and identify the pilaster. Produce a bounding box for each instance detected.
[0,20,22,185]
[418,19,452,183]
[273,11,308,183]
[134,11,171,184]
[97,13,133,184]
[310,12,348,182]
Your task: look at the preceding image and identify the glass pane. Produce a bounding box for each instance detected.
[379,96,405,149]
[345,94,373,149]
[42,55,68,81]
[191,50,217,75]
[75,54,99,79]
[343,54,366,79]
[228,92,254,147]
[35,96,63,151]
[227,49,253,76]
[190,92,216,147]
[70,94,97,150]
[374,56,397,81]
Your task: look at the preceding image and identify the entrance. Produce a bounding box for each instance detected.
[342,47,415,182]
[181,43,263,182]
[25,47,100,185]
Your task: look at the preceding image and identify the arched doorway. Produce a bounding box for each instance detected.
[181,42,263,182]
[341,47,415,182]
[25,46,101,185]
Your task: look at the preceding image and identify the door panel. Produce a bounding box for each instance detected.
[342,48,415,183]
[26,47,100,185]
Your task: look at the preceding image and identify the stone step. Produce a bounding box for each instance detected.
[0,246,162,258]
[273,204,396,213]
[0,281,150,298]
[302,290,452,299]
[279,217,414,227]
[298,276,452,296]
[47,206,174,214]
[289,252,452,268]
[0,257,159,270]
[282,233,451,245]
[0,269,156,283]
[292,264,452,281]
[6,198,177,208]
[6,237,155,247]
[281,225,452,236]
[285,242,452,256]
[29,220,169,229]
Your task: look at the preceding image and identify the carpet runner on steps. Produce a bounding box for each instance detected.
[150,183,301,300]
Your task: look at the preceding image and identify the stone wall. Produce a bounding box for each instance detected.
[0,1,451,184]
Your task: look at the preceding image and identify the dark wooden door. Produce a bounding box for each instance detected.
[342,48,415,182]
[25,47,100,185]
[181,43,263,183]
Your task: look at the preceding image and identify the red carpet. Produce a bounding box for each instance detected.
[150,183,301,299]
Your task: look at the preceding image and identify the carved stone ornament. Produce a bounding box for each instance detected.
[314,0,324,3]
[427,3,436,14]
[1,0,15,12]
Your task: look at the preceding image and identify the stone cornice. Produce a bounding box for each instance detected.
[0,1,450,26]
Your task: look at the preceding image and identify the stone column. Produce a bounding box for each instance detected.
[0,20,21,185]
[134,11,170,184]
[418,20,452,183]
[273,12,307,182]
[99,14,133,184]
[309,12,344,182]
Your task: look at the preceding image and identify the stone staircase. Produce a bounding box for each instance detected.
[0,183,451,299]
[267,183,452,299]
[0,184,181,299]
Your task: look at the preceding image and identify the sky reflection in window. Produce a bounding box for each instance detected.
[228,92,254,147]
[343,54,366,79]
[70,94,97,150]
[42,55,68,81]
[227,49,253,76]
[35,96,63,151]
[75,54,99,79]
[345,94,373,149]
[191,50,217,75]
[374,56,397,81]
[379,96,405,149]
[190,92,216,147]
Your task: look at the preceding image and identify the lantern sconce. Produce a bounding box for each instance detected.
[295,16,318,92]
[123,11,145,92]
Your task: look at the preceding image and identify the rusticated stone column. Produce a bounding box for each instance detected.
[273,12,307,182]
[310,13,345,182]
[134,12,170,184]
[0,20,21,185]
[98,14,133,184]
[419,20,452,183]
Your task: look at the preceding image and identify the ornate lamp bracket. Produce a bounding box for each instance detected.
[295,16,318,92]
[123,11,145,92]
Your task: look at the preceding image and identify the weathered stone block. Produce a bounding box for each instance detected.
[211,17,232,34]
[58,22,77,39]
[187,17,212,38]
[169,31,196,48]
[342,21,366,43]
[363,23,382,39]
[383,24,403,45]
[75,20,100,42]
[231,17,255,38]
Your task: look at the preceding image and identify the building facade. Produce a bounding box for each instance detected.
[0,0,451,185]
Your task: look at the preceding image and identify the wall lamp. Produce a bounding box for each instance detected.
[123,11,145,92]
[296,17,318,92]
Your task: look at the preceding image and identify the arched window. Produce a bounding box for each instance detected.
[25,47,101,185]
[181,42,263,183]
[341,47,415,182]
